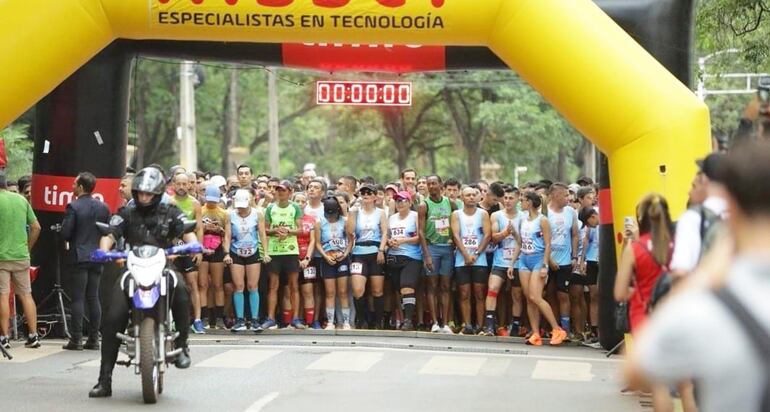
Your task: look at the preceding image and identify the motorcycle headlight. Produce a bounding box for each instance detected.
[127,250,166,288]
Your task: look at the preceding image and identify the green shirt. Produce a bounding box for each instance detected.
[424,196,453,245]
[265,202,302,256]
[173,195,196,220]
[0,191,37,261]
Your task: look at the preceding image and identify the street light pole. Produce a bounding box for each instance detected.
[267,69,280,177]
[514,166,528,188]
[179,61,198,171]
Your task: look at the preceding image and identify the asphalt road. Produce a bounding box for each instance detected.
[1,332,645,412]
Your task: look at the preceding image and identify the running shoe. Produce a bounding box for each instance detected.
[430,323,441,333]
[481,325,495,336]
[342,322,352,331]
[248,319,259,330]
[567,332,583,343]
[291,318,306,330]
[231,318,247,332]
[401,319,414,332]
[550,328,568,346]
[526,333,542,346]
[507,323,519,337]
[25,334,41,349]
[216,318,226,330]
[518,325,529,337]
[324,322,336,331]
[311,321,323,330]
[496,326,509,337]
[224,317,235,330]
[460,324,475,335]
[440,325,454,334]
[1,336,10,349]
[191,319,206,334]
[260,318,278,330]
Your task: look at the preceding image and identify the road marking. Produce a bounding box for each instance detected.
[306,350,383,372]
[480,358,511,376]
[195,349,281,369]
[419,355,486,376]
[5,345,62,363]
[531,360,594,382]
[243,391,279,412]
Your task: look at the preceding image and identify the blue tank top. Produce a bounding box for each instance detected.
[575,220,586,264]
[548,206,576,266]
[230,208,259,257]
[519,213,546,256]
[319,216,348,252]
[387,211,421,260]
[585,226,599,262]
[352,208,383,255]
[454,208,487,267]
[492,211,520,268]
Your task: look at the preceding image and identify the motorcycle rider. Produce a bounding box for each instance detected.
[89,167,197,398]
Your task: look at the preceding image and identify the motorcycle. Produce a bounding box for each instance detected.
[92,230,201,404]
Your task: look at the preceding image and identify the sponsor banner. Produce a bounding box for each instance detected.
[598,188,613,225]
[283,43,444,72]
[151,0,447,32]
[31,174,123,214]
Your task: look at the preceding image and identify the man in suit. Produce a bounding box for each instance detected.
[61,172,110,350]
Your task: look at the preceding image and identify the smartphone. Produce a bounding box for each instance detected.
[624,216,635,227]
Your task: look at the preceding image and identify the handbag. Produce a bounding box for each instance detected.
[202,234,222,251]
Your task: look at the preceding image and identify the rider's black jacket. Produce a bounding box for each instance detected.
[111,202,186,248]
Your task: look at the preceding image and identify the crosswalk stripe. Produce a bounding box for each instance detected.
[418,355,487,376]
[195,349,282,369]
[306,351,383,372]
[479,358,511,376]
[531,360,594,382]
[5,345,62,363]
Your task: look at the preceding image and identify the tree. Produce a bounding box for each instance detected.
[0,123,33,181]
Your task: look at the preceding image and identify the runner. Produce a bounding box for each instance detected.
[443,178,462,208]
[260,180,303,330]
[169,173,205,334]
[304,178,327,328]
[568,188,591,341]
[416,176,428,199]
[418,175,456,334]
[293,191,319,328]
[546,183,580,336]
[385,191,423,331]
[579,207,600,344]
[347,184,388,329]
[224,190,270,332]
[482,186,522,336]
[450,186,492,335]
[515,191,567,346]
[315,196,354,330]
[198,184,230,329]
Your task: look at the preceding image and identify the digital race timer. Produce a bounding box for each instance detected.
[316,81,412,106]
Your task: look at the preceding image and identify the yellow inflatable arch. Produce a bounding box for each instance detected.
[0,0,710,248]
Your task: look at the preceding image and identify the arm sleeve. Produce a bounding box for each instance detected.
[61,204,76,240]
[26,201,37,225]
[669,211,701,272]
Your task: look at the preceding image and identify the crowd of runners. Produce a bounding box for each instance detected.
[117,165,601,347]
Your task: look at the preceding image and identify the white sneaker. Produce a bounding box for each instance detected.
[342,322,352,330]
[430,323,441,333]
[324,322,336,331]
[441,325,454,334]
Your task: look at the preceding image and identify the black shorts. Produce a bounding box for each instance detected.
[351,253,383,277]
[203,246,225,263]
[454,266,488,285]
[223,264,232,284]
[490,266,520,287]
[301,258,321,284]
[320,257,351,279]
[231,253,261,266]
[267,255,300,277]
[549,264,573,293]
[174,255,198,274]
[585,261,598,286]
[386,255,422,290]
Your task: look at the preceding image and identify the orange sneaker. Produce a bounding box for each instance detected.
[526,333,542,346]
[550,328,567,345]
[496,326,509,337]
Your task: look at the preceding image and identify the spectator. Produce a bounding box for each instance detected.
[118,173,133,206]
[61,172,110,350]
[7,181,18,193]
[628,140,770,412]
[669,153,727,278]
[0,168,42,349]
[17,175,31,203]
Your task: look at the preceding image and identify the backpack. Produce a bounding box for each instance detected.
[712,287,770,412]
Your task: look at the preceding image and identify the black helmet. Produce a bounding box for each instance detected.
[322,196,342,220]
[132,167,166,210]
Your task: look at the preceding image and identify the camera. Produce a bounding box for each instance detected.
[757,77,770,104]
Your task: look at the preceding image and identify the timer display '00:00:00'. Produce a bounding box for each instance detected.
[316,81,412,106]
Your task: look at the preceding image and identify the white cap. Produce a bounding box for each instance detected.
[209,175,227,188]
[233,189,251,208]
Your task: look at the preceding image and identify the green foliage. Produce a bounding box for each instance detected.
[0,123,33,181]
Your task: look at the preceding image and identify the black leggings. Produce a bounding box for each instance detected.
[99,272,190,375]
[68,263,103,341]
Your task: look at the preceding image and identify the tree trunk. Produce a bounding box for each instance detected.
[467,147,481,182]
[557,146,566,182]
[221,69,238,175]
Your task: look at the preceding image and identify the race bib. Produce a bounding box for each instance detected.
[503,248,515,259]
[303,266,317,280]
[391,227,406,238]
[351,262,363,275]
[522,238,535,254]
[462,235,479,249]
[236,247,255,258]
[434,218,450,236]
[328,237,346,249]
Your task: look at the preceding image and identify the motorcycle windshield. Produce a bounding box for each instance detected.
[133,286,160,309]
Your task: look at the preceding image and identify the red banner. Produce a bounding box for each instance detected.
[282,43,445,72]
[31,174,123,214]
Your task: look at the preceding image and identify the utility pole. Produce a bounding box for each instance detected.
[267,69,280,176]
[179,61,198,171]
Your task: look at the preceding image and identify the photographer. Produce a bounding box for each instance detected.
[61,172,110,350]
[732,77,770,146]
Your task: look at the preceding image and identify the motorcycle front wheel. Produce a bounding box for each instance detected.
[140,316,159,404]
